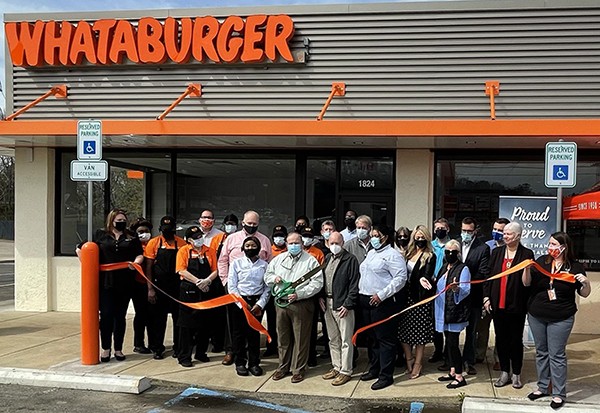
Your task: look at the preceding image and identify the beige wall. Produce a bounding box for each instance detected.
[14,147,55,311]
[573,271,600,334]
[395,149,434,230]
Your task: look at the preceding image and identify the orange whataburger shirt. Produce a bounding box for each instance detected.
[176,244,217,279]
[210,232,228,257]
[307,245,325,265]
[272,244,287,257]
[144,235,187,260]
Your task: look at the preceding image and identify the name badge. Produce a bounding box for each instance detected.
[547,288,557,301]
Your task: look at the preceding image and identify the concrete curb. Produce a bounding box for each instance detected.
[0,367,151,394]
[463,397,600,413]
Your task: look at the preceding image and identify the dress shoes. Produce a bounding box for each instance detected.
[236,365,249,376]
[438,374,455,382]
[272,370,288,381]
[371,379,393,390]
[222,353,234,365]
[114,352,126,361]
[153,352,164,360]
[180,360,193,368]
[249,366,263,376]
[360,372,378,381]
[100,350,111,363]
[322,369,339,380]
[133,346,152,354]
[291,373,304,383]
[332,374,352,386]
[446,377,467,389]
[195,353,210,362]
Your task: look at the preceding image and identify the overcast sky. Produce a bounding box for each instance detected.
[0,0,454,113]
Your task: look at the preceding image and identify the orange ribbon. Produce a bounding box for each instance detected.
[100,262,271,343]
[351,259,575,345]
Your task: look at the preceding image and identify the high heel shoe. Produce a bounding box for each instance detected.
[410,362,422,379]
[114,351,126,361]
[100,349,111,363]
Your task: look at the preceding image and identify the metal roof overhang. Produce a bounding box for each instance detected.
[0,119,600,150]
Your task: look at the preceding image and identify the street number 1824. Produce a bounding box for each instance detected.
[358,179,376,188]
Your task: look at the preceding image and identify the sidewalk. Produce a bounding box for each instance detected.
[0,311,599,411]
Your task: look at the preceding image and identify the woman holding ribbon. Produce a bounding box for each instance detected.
[398,225,436,379]
[435,239,471,389]
[523,231,591,409]
[76,209,144,362]
[483,221,533,389]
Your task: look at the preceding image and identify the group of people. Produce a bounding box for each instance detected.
[77,208,591,407]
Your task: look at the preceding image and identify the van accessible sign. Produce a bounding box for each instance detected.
[5,15,295,67]
[499,196,557,258]
[545,142,577,188]
[70,160,108,181]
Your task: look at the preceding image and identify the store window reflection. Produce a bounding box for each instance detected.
[176,155,295,237]
[306,158,336,224]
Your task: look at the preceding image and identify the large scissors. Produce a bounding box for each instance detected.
[271,264,324,308]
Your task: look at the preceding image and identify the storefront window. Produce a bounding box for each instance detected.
[306,158,336,224]
[340,157,394,191]
[176,154,295,237]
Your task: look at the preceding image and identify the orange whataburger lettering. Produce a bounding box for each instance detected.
[5,15,295,67]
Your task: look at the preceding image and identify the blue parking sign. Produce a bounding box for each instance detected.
[553,165,568,181]
[83,140,96,155]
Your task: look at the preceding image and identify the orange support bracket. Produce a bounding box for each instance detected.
[485,81,500,120]
[80,241,99,365]
[157,83,202,120]
[317,82,346,121]
[4,84,67,121]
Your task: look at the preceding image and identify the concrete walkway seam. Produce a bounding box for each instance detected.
[462,397,600,413]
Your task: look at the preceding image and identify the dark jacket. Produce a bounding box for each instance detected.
[460,236,490,307]
[483,243,534,314]
[404,252,437,302]
[321,249,360,310]
[443,261,471,324]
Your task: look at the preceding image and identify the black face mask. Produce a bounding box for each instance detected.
[243,224,258,235]
[444,249,459,264]
[345,218,356,231]
[414,239,428,249]
[114,221,127,232]
[244,247,260,258]
[396,237,409,247]
[435,229,448,240]
[295,224,306,233]
[161,226,175,239]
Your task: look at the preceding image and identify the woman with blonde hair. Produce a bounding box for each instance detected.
[398,225,436,379]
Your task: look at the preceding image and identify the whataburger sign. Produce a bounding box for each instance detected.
[5,15,295,67]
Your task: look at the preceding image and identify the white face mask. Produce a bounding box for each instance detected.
[302,237,313,247]
[356,228,369,239]
[322,231,332,240]
[330,244,342,255]
[273,236,285,247]
[192,238,204,249]
[224,224,237,234]
[138,232,151,242]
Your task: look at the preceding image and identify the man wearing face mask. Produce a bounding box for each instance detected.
[264,224,288,357]
[301,227,325,265]
[130,218,154,354]
[144,216,187,359]
[210,214,239,259]
[486,218,510,252]
[317,220,336,256]
[264,232,323,384]
[340,210,358,242]
[198,209,223,248]
[457,217,490,376]
[218,210,273,365]
[430,218,452,363]
[343,215,372,265]
[295,215,310,234]
[319,232,360,386]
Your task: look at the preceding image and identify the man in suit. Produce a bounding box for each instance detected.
[459,216,490,375]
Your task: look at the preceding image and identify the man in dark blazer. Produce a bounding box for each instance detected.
[459,216,490,375]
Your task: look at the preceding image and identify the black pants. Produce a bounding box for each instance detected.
[264,296,278,352]
[463,306,481,366]
[493,310,526,375]
[232,296,262,367]
[99,285,130,351]
[147,288,180,354]
[359,294,399,383]
[433,331,445,358]
[444,331,463,375]
[131,281,149,348]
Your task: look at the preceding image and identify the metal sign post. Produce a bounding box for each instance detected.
[545,140,577,232]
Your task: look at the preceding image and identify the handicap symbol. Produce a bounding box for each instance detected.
[553,165,568,181]
[83,141,96,154]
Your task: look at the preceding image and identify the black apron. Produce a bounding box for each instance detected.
[177,249,214,328]
[152,238,180,297]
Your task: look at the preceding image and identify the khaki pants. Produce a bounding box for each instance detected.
[324,298,355,376]
[275,298,315,375]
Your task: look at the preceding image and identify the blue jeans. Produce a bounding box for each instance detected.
[527,314,574,399]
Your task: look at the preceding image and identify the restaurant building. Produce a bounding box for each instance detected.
[1,1,598,331]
